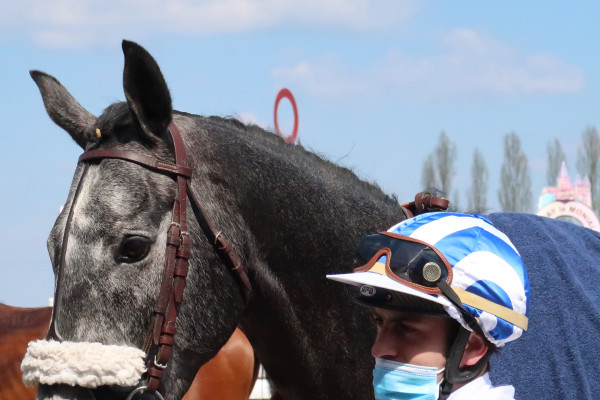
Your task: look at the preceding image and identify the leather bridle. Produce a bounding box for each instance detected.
[46,121,252,396]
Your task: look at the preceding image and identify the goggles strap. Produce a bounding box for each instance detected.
[452,287,528,331]
[400,192,450,218]
[437,281,482,334]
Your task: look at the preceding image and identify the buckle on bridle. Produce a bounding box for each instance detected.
[180,230,189,243]
[153,355,167,369]
[214,231,223,245]
[126,385,165,400]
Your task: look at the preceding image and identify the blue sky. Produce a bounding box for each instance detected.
[2,0,599,307]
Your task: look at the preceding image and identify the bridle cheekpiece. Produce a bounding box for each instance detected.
[44,121,252,397]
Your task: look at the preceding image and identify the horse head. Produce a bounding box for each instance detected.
[29,41,248,400]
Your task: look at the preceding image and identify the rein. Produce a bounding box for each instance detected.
[46,121,252,396]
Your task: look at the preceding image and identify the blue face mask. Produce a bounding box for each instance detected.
[373,358,444,400]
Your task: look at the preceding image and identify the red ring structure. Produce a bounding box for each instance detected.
[274,88,299,143]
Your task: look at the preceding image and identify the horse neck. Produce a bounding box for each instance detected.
[182,116,405,397]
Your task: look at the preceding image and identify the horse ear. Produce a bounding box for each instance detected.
[122,40,173,140]
[30,70,97,149]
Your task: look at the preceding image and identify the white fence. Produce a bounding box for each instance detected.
[249,366,272,399]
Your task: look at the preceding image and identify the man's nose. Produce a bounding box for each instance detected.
[371,328,398,360]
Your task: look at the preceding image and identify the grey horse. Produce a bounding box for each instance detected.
[30,40,402,400]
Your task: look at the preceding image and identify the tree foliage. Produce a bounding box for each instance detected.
[421,154,436,191]
[468,148,489,213]
[547,138,566,186]
[420,131,457,197]
[498,132,532,212]
[435,131,457,195]
[577,126,600,213]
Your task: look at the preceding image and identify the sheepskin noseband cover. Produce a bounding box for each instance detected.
[21,340,147,388]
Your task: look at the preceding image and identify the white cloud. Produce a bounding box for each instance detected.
[442,28,513,58]
[272,56,369,100]
[272,28,584,102]
[1,0,421,49]
[31,30,94,49]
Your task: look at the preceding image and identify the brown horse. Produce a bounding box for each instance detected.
[0,303,258,400]
[0,304,50,400]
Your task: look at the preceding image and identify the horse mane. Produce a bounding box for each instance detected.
[201,114,399,205]
[96,102,399,208]
[96,102,133,133]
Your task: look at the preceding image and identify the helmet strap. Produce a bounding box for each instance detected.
[446,326,492,382]
[438,326,492,399]
[436,281,492,399]
[439,378,453,400]
[437,281,482,333]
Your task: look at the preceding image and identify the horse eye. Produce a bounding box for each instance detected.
[118,236,151,263]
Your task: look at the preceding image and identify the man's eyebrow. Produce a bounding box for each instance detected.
[389,313,427,326]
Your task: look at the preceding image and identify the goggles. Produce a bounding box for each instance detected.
[354,232,453,294]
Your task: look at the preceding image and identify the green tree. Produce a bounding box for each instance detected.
[577,126,600,213]
[451,189,461,212]
[420,131,457,197]
[547,138,566,186]
[435,131,457,195]
[468,148,489,212]
[421,154,436,191]
[498,132,532,212]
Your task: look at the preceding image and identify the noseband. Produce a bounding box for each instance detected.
[47,121,252,395]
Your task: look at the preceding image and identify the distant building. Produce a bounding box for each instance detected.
[537,161,600,231]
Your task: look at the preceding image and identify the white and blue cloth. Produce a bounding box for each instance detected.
[387,212,529,346]
[328,212,530,347]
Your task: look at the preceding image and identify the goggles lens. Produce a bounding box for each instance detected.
[356,233,449,287]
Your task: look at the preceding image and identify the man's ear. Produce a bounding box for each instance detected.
[459,331,489,368]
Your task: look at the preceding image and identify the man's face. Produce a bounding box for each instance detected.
[371,308,457,375]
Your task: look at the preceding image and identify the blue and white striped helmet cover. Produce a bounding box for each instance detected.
[386,212,530,346]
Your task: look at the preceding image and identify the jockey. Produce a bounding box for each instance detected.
[327,212,529,400]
